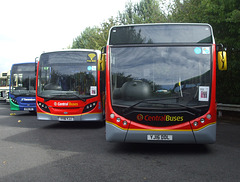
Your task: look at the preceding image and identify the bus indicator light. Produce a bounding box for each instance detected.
[207,114,211,119]
[193,121,198,126]
[116,118,121,122]
[200,118,205,123]
[110,113,115,118]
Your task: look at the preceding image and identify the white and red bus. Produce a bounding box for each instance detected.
[0,70,10,102]
[105,23,226,143]
[36,49,105,122]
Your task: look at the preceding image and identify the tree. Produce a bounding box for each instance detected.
[70,0,240,103]
[169,0,240,104]
[72,17,118,50]
[118,0,167,24]
[72,26,101,50]
[72,0,168,50]
[170,0,240,47]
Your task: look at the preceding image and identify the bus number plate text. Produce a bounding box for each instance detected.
[147,134,173,141]
[58,117,74,121]
[24,108,34,111]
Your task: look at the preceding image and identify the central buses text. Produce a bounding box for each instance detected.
[54,102,79,107]
[137,114,184,122]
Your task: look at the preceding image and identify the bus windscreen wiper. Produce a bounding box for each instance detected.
[43,95,64,102]
[122,97,179,114]
[24,91,36,96]
[12,91,35,97]
[65,93,86,102]
[162,103,201,115]
[122,97,201,116]
[43,93,86,102]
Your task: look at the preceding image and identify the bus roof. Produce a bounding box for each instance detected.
[11,62,36,72]
[11,62,36,66]
[40,49,101,55]
[108,23,215,45]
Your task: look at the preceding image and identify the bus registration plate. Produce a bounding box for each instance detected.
[58,117,74,121]
[147,134,173,141]
[24,108,34,111]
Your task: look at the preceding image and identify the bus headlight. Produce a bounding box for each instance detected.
[193,121,198,126]
[11,98,18,105]
[116,118,121,122]
[82,101,97,113]
[38,102,50,113]
[200,118,205,123]
[206,114,211,119]
[110,113,115,118]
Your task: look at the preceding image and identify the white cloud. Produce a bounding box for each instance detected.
[0,0,138,73]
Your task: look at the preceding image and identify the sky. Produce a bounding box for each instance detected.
[0,0,140,74]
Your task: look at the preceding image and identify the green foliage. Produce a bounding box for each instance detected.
[72,26,102,50]
[170,0,240,48]
[71,0,167,50]
[166,0,240,104]
[118,0,167,24]
[217,50,240,104]
[71,17,118,50]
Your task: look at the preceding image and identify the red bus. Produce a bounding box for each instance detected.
[36,49,105,122]
[105,23,227,143]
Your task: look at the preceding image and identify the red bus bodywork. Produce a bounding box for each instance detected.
[36,50,104,122]
[105,24,217,143]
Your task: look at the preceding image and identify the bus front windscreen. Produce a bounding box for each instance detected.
[11,63,36,96]
[110,46,211,113]
[37,51,98,99]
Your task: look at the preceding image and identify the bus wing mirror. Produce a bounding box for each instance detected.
[217,44,227,71]
[99,47,106,71]
[217,51,227,71]
[35,57,39,76]
[98,54,106,71]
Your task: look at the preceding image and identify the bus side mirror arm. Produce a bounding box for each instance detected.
[35,57,39,76]
[101,46,106,59]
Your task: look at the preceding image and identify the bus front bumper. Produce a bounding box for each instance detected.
[37,112,103,122]
[106,122,216,144]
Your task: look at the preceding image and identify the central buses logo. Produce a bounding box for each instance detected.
[136,114,184,122]
[54,102,78,106]
[137,114,144,121]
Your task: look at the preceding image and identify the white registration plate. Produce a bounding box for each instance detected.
[147,134,173,141]
[58,117,74,121]
[24,108,34,111]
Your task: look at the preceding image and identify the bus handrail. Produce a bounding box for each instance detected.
[217,103,240,112]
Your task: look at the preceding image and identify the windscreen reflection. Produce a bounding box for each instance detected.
[110,46,211,109]
[38,51,98,99]
[11,63,36,96]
